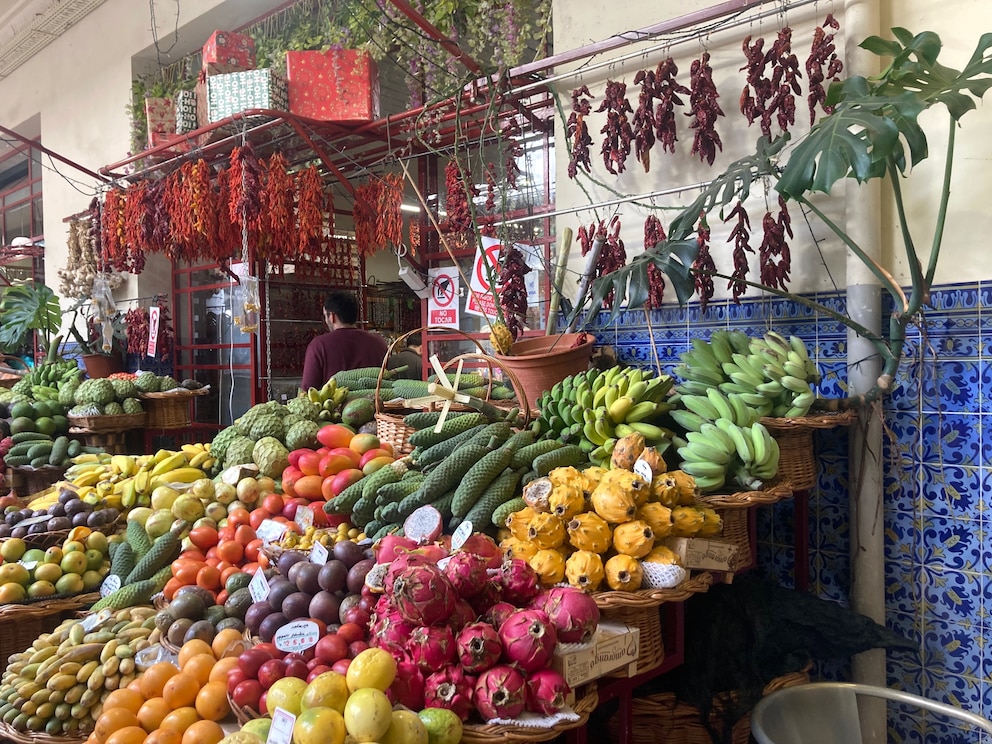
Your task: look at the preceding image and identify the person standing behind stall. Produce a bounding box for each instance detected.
[301,291,388,390]
[386,333,424,380]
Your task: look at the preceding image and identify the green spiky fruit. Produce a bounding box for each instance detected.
[252,436,289,479]
[285,420,320,451]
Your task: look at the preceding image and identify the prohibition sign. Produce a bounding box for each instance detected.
[475,244,501,289]
[432,273,456,306]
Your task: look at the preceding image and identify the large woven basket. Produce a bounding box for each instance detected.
[762,410,857,491]
[0,592,100,668]
[0,720,89,744]
[8,465,67,499]
[141,389,207,429]
[696,484,793,575]
[460,684,598,744]
[68,427,129,456]
[67,412,147,432]
[607,666,811,744]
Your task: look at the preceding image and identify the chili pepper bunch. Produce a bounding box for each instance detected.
[643,215,667,308]
[497,242,531,340]
[687,52,725,166]
[759,196,793,291]
[597,80,635,175]
[566,85,594,179]
[807,14,843,123]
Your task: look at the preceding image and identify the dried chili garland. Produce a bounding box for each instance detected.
[162,167,189,262]
[654,58,690,154]
[440,159,477,234]
[566,85,594,179]
[759,196,793,291]
[598,217,627,308]
[807,14,843,124]
[189,159,218,263]
[124,307,149,355]
[122,182,148,275]
[497,243,531,340]
[644,215,667,308]
[352,174,403,257]
[100,189,127,272]
[228,143,264,237]
[213,167,239,262]
[296,165,325,260]
[632,68,659,172]
[597,80,634,175]
[147,179,171,258]
[261,153,296,270]
[740,34,771,128]
[687,52,724,166]
[724,200,753,301]
[766,27,802,135]
[692,214,716,311]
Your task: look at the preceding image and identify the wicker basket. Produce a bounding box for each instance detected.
[696,484,793,575]
[227,692,261,726]
[0,720,89,744]
[8,465,67,499]
[762,410,857,491]
[68,427,129,456]
[460,684,599,744]
[141,390,207,429]
[67,412,146,432]
[607,666,811,744]
[0,592,100,668]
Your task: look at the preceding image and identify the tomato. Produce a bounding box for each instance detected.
[189,527,219,550]
[248,509,271,531]
[234,525,256,545]
[216,541,244,564]
[196,565,221,590]
[228,509,251,529]
[262,494,284,516]
[217,524,236,543]
[244,539,262,563]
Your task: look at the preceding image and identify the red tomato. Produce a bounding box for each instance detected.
[248,509,271,531]
[244,539,262,563]
[189,527,219,550]
[262,493,284,515]
[228,509,251,529]
[234,524,256,545]
[217,541,244,564]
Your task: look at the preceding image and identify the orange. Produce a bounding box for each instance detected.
[162,672,200,709]
[208,656,239,683]
[104,689,144,716]
[182,654,216,686]
[179,640,214,669]
[182,720,224,744]
[139,662,179,699]
[137,698,171,733]
[128,678,144,694]
[105,726,147,744]
[95,708,141,744]
[194,681,230,722]
[144,731,181,744]
[212,628,248,660]
[158,707,200,734]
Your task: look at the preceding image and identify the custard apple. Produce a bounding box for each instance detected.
[282,413,306,430]
[74,378,116,406]
[134,372,159,393]
[224,436,257,467]
[209,426,242,461]
[235,402,285,437]
[252,437,289,479]
[111,378,138,400]
[286,396,321,421]
[285,420,320,451]
[122,398,144,414]
[157,376,179,392]
[248,412,286,442]
[69,403,102,417]
[103,401,125,416]
[58,380,80,407]
[10,379,32,396]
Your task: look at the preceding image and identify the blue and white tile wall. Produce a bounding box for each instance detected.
[588,281,988,742]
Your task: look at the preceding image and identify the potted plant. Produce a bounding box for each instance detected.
[63,298,127,378]
[569,27,992,407]
[0,279,63,364]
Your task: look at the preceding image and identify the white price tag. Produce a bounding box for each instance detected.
[309,541,328,565]
[100,574,121,597]
[80,609,112,632]
[633,458,654,483]
[21,561,38,572]
[266,707,296,744]
[255,519,287,545]
[248,569,270,602]
[294,507,313,530]
[451,520,473,551]
[273,620,320,652]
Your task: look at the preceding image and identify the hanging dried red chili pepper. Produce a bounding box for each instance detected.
[213,167,239,263]
[296,165,325,261]
[145,179,170,258]
[567,85,594,179]
[124,307,148,355]
[692,214,716,312]
[261,153,296,271]
[687,52,724,166]
[188,159,218,264]
[497,242,531,340]
[228,143,264,240]
[644,215,667,308]
[439,159,477,234]
[740,34,771,127]
[597,80,634,175]
[807,14,843,124]
[766,27,801,135]
[101,188,127,273]
[123,181,147,274]
[484,162,498,212]
[654,57,691,155]
[161,167,188,263]
[759,196,793,291]
[632,68,658,172]
[577,220,601,256]
[501,120,523,190]
[597,217,627,308]
[380,172,404,253]
[724,200,753,302]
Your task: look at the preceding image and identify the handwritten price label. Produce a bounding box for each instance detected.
[249,569,270,602]
[633,458,654,483]
[273,620,320,652]
[100,574,121,597]
[451,520,473,551]
[294,507,313,530]
[309,542,328,565]
[266,707,296,744]
[256,519,287,545]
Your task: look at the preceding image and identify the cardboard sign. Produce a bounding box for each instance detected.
[428,268,460,328]
[255,519,287,545]
[248,569,270,602]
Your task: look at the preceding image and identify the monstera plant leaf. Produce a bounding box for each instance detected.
[0,282,62,352]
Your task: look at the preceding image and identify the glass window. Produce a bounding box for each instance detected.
[4,202,31,244]
[31,200,42,238]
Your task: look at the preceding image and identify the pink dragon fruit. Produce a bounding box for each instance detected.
[384,550,436,593]
[531,586,600,643]
[408,624,456,672]
[456,622,502,673]
[373,593,395,618]
[468,580,504,617]
[525,668,571,715]
[481,601,516,631]
[498,558,541,605]
[369,610,417,657]
[474,665,526,720]
[393,564,456,626]
[424,666,476,721]
[448,597,477,632]
[386,660,426,710]
[498,609,557,672]
[443,550,490,598]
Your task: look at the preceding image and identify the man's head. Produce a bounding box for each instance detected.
[323,291,360,329]
[407,333,422,352]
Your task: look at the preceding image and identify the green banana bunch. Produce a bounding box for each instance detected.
[306,377,349,420]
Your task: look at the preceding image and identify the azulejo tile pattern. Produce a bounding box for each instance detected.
[586,281,989,735]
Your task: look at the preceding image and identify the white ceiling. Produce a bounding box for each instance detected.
[0,0,107,78]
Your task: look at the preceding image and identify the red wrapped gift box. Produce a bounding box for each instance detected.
[202,30,256,76]
[144,97,175,140]
[285,49,380,123]
[146,132,193,160]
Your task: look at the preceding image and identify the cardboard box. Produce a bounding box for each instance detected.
[551,622,640,687]
[207,68,288,123]
[144,96,175,139]
[145,132,193,160]
[202,30,256,76]
[175,90,198,133]
[664,537,739,572]
[285,49,380,122]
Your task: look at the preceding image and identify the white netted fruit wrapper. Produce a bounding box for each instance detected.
[642,562,687,589]
[487,708,580,727]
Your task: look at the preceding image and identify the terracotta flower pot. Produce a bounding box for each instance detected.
[81,353,123,379]
[493,333,595,406]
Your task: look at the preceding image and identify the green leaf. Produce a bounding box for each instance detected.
[860,36,902,57]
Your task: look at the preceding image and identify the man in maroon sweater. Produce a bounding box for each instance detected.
[300,291,388,390]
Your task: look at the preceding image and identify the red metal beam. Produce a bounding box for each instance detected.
[0,123,110,183]
[382,0,484,75]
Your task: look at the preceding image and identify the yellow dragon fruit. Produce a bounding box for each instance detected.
[612,520,656,558]
[590,483,638,524]
[566,512,613,554]
[526,511,566,550]
[501,537,539,562]
[582,466,609,491]
[548,466,584,488]
[644,545,682,566]
[696,506,723,537]
[522,477,553,512]
[565,550,605,592]
[529,549,566,586]
[610,432,645,471]
[506,506,540,541]
[638,502,673,539]
[671,506,706,537]
[650,474,679,507]
[605,554,644,591]
[637,446,667,477]
[668,470,700,505]
[599,467,650,495]
[548,483,585,521]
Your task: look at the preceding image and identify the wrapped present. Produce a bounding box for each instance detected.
[207,68,288,122]
[175,90,198,133]
[146,133,193,160]
[285,49,380,123]
[202,30,256,75]
[144,97,175,139]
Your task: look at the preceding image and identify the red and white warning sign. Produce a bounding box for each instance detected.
[428,268,460,328]
[465,236,502,320]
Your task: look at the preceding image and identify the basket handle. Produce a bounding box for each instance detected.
[445,352,532,426]
[375,326,490,415]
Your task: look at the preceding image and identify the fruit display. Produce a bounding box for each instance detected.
[67,376,148,419]
[87,519,181,612]
[0,605,157,736]
[0,530,112,602]
[0,485,120,540]
[0,360,82,409]
[535,366,676,467]
[0,395,80,469]
[155,582,253,651]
